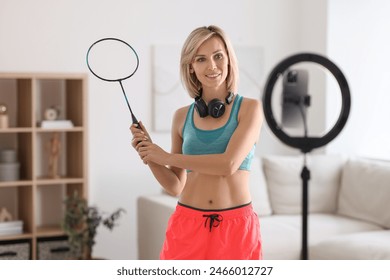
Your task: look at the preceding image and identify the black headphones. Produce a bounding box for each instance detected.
[194,91,234,118]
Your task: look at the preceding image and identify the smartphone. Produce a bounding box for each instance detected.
[281,69,309,127]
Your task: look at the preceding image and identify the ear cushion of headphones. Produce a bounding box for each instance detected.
[208,99,226,118]
[194,98,209,118]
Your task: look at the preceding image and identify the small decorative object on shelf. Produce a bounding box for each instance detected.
[62,192,125,259]
[44,106,60,121]
[0,207,13,222]
[47,132,60,179]
[40,105,74,129]
[0,207,23,236]
[0,149,20,182]
[0,103,9,129]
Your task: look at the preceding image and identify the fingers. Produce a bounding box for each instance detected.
[129,122,154,165]
[129,123,139,132]
[138,121,152,142]
[132,134,149,149]
[137,144,151,165]
[136,141,151,150]
[137,142,153,157]
[130,122,148,149]
[133,137,152,165]
[130,122,145,133]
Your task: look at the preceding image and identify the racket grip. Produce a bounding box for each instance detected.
[132,114,140,128]
[131,115,142,144]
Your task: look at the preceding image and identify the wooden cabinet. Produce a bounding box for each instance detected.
[0,73,88,259]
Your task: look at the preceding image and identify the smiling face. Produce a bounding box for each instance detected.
[190,36,229,93]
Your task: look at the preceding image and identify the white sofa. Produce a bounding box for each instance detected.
[137,154,390,260]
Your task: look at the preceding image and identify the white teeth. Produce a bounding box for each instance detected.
[207,74,220,78]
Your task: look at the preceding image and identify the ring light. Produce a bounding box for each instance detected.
[263,53,351,153]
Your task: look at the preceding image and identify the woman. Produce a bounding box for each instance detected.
[131,25,263,260]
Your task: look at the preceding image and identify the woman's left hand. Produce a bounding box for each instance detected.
[136,141,171,166]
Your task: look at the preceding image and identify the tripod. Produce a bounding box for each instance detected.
[296,97,311,260]
[300,154,310,260]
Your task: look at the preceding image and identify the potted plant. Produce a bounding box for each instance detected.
[62,191,125,259]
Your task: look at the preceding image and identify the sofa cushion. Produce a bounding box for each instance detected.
[249,157,272,216]
[260,215,301,260]
[137,195,177,259]
[310,231,390,259]
[337,158,390,229]
[260,213,382,260]
[262,154,345,214]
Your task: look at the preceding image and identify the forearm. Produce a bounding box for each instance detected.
[139,143,244,176]
[147,162,185,196]
[167,153,236,176]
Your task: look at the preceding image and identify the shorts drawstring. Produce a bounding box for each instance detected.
[203,214,223,232]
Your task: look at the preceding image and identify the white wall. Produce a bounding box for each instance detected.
[0,0,327,259]
[326,0,390,159]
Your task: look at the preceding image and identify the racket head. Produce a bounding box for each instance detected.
[86,37,139,82]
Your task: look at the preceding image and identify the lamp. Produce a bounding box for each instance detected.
[262,53,351,259]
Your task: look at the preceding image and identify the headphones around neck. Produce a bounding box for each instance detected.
[194,91,234,118]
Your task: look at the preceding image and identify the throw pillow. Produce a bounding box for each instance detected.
[262,154,345,214]
[337,158,390,228]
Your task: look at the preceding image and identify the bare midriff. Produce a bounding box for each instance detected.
[179,170,251,209]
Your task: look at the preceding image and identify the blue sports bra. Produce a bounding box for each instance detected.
[182,94,255,172]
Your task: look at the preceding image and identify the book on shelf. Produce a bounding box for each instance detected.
[0,220,23,236]
[40,120,74,129]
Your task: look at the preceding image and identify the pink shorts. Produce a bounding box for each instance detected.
[160,202,262,260]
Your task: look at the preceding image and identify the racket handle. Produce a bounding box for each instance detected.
[132,114,140,128]
[131,114,142,145]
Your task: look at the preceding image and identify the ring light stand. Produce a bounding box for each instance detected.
[262,53,351,260]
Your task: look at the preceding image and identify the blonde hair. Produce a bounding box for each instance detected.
[180,25,239,98]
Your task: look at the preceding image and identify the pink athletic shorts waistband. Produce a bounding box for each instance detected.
[176,201,253,219]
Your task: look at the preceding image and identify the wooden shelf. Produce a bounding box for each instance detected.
[0,233,33,241]
[0,128,33,133]
[0,73,88,259]
[36,177,84,185]
[0,180,33,188]
[36,225,65,238]
[35,127,84,133]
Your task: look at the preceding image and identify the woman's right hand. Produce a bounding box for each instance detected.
[130,121,151,152]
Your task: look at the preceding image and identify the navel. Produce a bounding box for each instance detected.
[208,200,213,204]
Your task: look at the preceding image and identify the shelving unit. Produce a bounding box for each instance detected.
[0,73,88,259]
